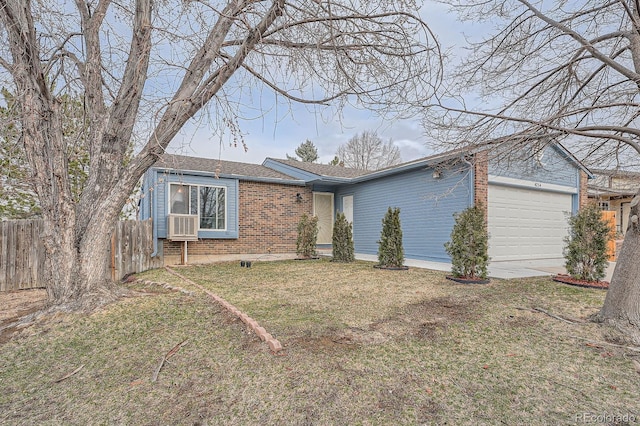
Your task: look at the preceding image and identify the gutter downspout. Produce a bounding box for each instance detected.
[461,155,475,207]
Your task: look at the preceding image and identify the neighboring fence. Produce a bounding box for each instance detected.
[0,220,46,292]
[0,219,161,292]
[601,211,617,261]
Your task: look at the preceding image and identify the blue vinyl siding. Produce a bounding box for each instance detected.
[312,184,336,193]
[149,169,239,239]
[335,164,473,262]
[139,170,154,221]
[489,145,577,187]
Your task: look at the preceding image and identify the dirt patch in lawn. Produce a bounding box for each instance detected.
[300,296,480,349]
[0,289,47,345]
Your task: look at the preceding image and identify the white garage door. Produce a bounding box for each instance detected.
[488,185,573,261]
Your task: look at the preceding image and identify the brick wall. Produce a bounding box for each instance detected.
[163,181,313,261]
[474,151,489,221]
[579,170,589,208]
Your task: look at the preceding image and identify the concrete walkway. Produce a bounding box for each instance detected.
[489,259,616,281]
[354,253,616,281]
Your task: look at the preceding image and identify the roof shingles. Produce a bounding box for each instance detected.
[265,158,371,178]
[155,154,298,181]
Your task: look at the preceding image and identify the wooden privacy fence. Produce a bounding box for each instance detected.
[108,220,162,282]
[0,220,46,292]
[0,219,161,292]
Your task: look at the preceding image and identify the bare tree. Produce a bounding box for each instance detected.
[425,0,640,344]
[0,0,440,311]
[336,130,402,170]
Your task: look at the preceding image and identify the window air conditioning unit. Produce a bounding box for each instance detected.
[167,214,199,241]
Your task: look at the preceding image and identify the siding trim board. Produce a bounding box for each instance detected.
[488,175,578,194]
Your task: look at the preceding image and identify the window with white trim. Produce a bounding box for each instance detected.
[169,183,226,230]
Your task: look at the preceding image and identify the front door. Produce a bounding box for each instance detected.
[313,192,334,244]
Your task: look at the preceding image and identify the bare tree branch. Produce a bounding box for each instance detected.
[0,0,441,309]
[427,0,640,345]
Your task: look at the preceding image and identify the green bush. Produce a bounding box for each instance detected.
[296,213,319,258]
[564,204,611,282]
[444,205,489,279]
[377,207,404,267]
[332,212,355,262]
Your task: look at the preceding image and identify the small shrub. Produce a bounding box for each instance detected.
[444,204,489,279]
[377,207,404,267]
[296,213,319,258]
[332,212,355,262]
[564,204,612,282]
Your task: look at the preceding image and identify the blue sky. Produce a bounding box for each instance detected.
[167,1,479,166]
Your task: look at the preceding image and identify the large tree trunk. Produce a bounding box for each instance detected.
[43,215,122,311]
[596,192,640,346]
[1,0,436,313]
[41,162,146,310]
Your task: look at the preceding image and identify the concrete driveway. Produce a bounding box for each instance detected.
[488,258,616,281]
[354,253,616,281]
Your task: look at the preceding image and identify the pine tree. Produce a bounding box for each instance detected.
[377,207,404,267]
[0,90,89,219]
[287,140,319,162]
[296,213,319,258]
[564,204,612,282]
[332,212,354,262]
[328,156,343,166]
[444,205,489,279]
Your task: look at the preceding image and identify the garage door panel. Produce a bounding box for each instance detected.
[488,185,572,261]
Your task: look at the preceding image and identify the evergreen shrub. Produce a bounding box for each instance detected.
[377,207,404,268]
[444,204,489,279]
[296,213,319,258]
[564,204,611,282]
[332,212,355,262]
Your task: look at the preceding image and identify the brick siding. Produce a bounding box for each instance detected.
[163,181,313,261]
[579,170,589,208]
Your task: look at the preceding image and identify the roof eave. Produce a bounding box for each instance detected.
[349,152,465,183]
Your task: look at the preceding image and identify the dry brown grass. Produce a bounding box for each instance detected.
[1,259,638,425]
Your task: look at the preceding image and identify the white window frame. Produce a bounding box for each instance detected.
[169,183,227,231]
[342,195,354,224]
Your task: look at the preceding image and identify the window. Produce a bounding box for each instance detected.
[342,195,353,224]
[199,186,225,230]
[170,183,226,230]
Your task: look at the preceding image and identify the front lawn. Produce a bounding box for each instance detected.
[0,259,637,425]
